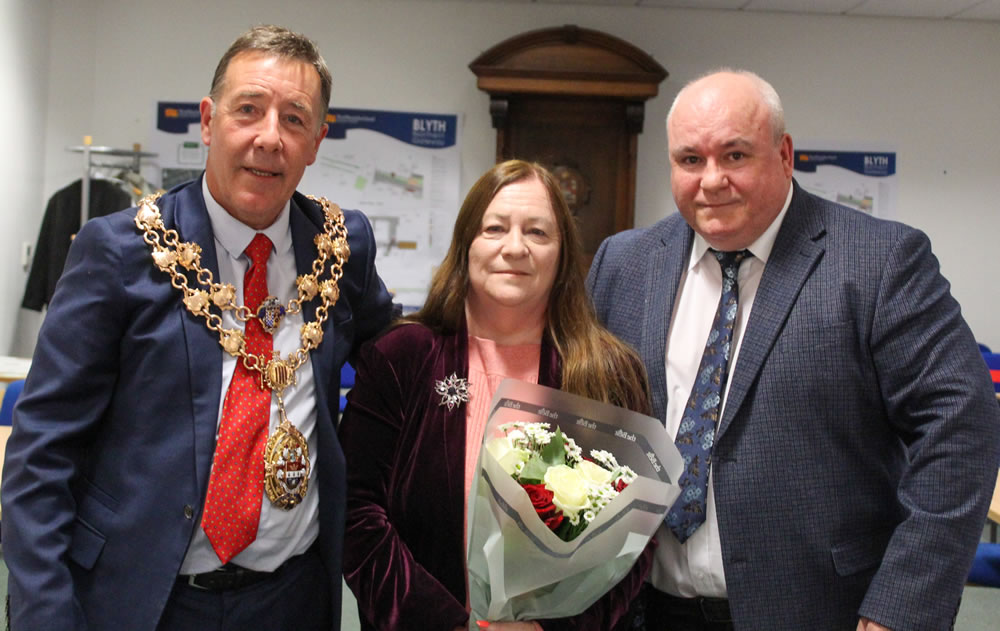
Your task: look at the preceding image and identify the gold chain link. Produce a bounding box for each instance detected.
[134,192,350,390]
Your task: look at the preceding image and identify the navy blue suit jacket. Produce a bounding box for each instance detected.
[1,178,394,630]
[587,182,1000,630]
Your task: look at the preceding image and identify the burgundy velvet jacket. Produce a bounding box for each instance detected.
[338,321,653,631]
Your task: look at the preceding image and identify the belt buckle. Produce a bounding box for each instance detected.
[185,574,209,591]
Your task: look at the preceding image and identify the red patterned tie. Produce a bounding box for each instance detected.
[202,233,274,564]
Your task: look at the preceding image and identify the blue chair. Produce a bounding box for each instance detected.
[1,379,25,541]
[339,363,356,413]
[340,362,356,389]
[1,378,25,426]
[983,354,1000,394]
[969,542,1000,587]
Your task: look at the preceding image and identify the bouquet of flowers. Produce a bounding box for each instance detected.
[487,422,637,542]
[467,379,683,623]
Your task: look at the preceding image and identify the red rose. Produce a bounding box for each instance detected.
[522,483,564,531]
[614,479,628,493]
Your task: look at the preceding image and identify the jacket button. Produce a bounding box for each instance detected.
[184,505,194,519]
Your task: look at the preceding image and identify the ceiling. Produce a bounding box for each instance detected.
[445,0,1000,22]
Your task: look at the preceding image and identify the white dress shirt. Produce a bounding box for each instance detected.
[180,177,320,573]
[651,184,793,597]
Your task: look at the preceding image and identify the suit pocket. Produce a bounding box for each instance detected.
[76,476,120,513]
[69,478,118,570]
[831,528,890,576]
[68,517,106,570]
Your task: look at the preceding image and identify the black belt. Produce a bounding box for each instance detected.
[180,564,273,591]
[647,588,732,623]
[178,544,317,592]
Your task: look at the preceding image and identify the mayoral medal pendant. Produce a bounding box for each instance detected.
[264,412,311,510]
[261,353,310,509]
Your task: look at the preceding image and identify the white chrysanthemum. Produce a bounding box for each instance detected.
[522,423,553,448]
[618,466,637,485]
[506,428,526,441]
[583,510,596,523]
[590,449,620,470]
[564,438,582,462]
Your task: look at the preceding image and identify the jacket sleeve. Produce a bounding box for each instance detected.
[338,338,469,631]
[858,227,1000,630]
[341,209,396,354]
[1,215,129,631]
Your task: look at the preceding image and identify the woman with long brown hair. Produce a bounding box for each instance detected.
[339,160,653,630]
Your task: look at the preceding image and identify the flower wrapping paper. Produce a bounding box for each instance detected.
[466,379,683,623]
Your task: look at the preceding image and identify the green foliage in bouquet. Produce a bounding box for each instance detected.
[486,422,637,542]
[518,427,569,485]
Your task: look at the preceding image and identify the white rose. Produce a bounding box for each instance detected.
[543,464,590,516]
[577,460,613,487]
[486,436,531,476]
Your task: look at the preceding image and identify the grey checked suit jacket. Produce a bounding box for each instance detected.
[587,182,1000,631]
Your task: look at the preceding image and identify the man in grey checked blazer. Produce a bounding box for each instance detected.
[587,70,1000,631]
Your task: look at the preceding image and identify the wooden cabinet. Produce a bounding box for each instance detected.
[470,25,667,260]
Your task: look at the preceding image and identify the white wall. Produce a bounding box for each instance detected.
[0,0,51,356]
[7,0,1000,352]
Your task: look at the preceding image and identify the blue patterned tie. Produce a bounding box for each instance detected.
[666,249,750,543]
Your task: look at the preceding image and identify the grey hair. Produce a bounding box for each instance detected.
[666,68,786,144]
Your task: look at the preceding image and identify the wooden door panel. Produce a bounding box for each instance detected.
[503,98,630,258]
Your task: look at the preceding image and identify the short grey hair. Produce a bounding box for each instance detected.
[666,68,786,144]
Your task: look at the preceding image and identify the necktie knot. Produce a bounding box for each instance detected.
[246,233,273,267]
[711,248,751,276]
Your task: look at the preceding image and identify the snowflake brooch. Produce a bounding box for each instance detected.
[434,373,470,410]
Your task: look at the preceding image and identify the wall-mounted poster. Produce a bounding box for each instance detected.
[152,102,206,189]
[150,103,462,307]
[793,148,896,220]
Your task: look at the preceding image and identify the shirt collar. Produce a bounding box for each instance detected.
[688,181,794,271]
[201,174,292,262]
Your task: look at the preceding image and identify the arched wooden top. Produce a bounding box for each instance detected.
[469,25,668,99]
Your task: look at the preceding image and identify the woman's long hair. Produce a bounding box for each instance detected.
[406,160,650,414]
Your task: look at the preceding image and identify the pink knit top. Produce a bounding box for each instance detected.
[463,336,543,628]
[464,335,541,506]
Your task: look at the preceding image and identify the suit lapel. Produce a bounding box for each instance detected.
[645,219,693,423]
[289,195,321,322]
[717,185,826,439]
[289,196,333,392]
[170,180,224,491]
